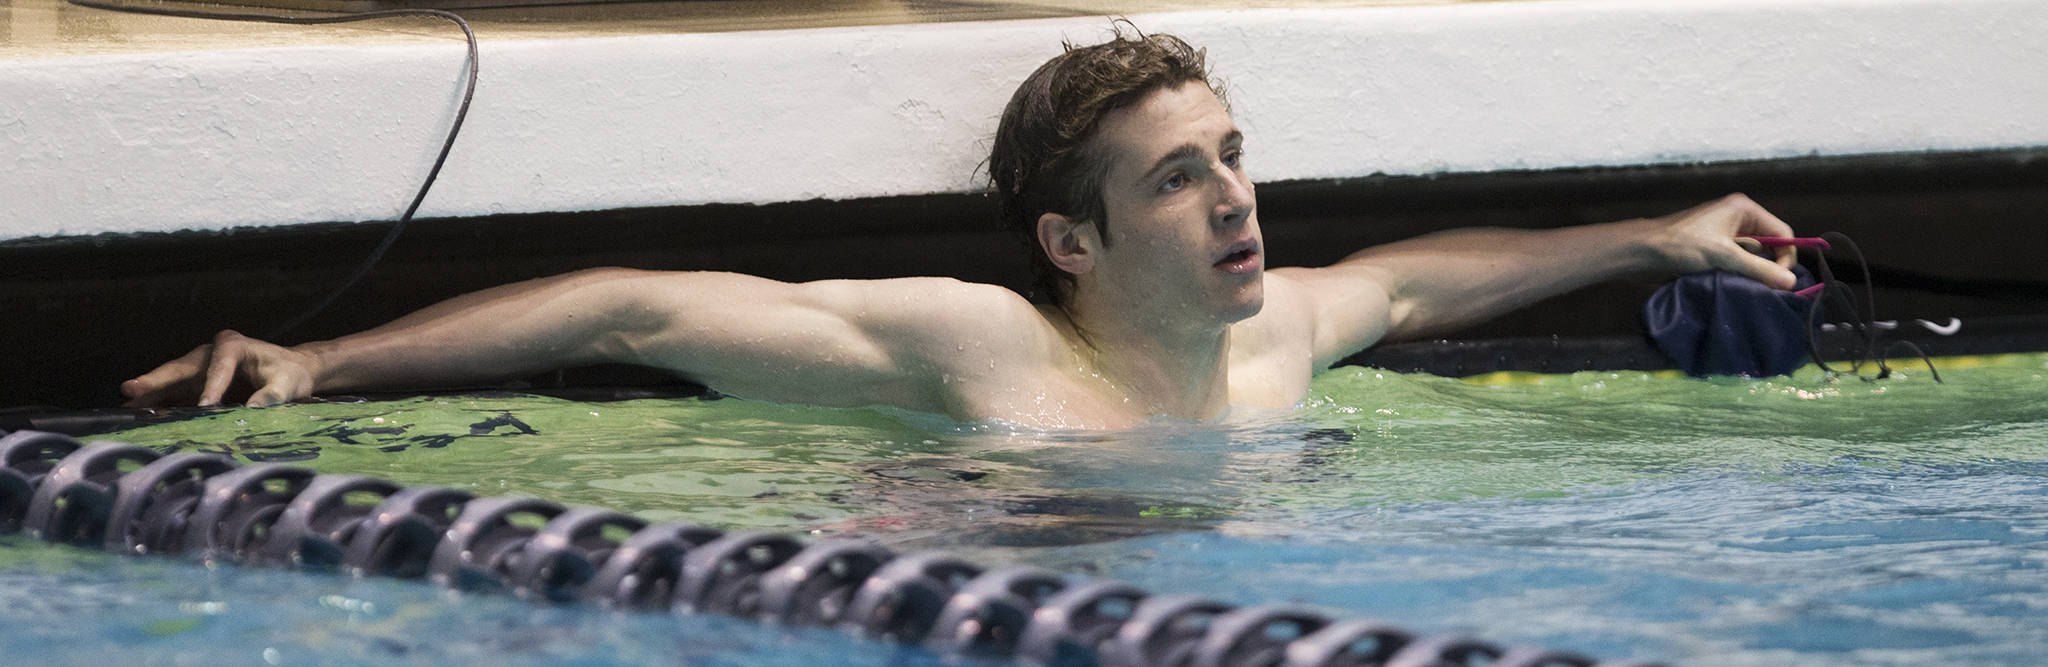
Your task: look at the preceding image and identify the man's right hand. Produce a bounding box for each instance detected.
[121,329,319,408]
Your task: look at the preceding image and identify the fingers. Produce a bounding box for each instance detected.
[120,379,177,408]
[199,330,250,407]
[247,382,304,408]
[1732,239,1796,269]
[124,330,308,408]
[247,372,309,408]
[246,388,285,408]
[122,371,178,407]
[1724,195,1799,275]
[1726,243,1799,290]
[1708,193,1800,287]
[120,344,212,407]
[1722,193,1796,238]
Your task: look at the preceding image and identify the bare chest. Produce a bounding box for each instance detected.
[941,351,1312,429]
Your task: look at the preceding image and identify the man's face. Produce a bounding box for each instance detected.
[1084,80,1263,328]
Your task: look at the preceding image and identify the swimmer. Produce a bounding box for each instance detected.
[121,29,1799,429]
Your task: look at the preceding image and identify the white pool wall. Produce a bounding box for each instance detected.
[3,0,2045,240]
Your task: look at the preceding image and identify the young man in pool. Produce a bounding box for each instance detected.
[121,30,1798,429]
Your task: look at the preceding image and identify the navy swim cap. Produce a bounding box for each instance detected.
[1644,266,1819,377]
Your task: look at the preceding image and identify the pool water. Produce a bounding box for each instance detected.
[4,355,2045,665]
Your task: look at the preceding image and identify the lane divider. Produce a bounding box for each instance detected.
[0,428,1660,667]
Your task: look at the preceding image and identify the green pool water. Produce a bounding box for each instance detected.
[5,354,2045,664]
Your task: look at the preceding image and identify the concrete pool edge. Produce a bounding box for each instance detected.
[5,0,2047,240]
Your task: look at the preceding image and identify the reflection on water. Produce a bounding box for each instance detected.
[8,354,2045,664]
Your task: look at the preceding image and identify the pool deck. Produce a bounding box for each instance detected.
[3,0,2047,240]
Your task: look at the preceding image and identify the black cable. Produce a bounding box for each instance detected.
[64,0,479,341]
[1803,232,1941,383]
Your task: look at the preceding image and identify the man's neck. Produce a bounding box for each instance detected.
[1055,297,1233,421]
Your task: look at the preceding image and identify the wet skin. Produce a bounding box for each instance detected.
[123,82,1800,430]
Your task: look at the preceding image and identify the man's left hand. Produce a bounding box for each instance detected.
[1649,193,1800,290]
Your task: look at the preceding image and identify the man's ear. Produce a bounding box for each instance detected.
[1037,212,1098,276]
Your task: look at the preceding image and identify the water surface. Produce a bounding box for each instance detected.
[5,355,2044,665]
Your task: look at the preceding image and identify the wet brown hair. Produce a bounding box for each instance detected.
[989,24,1222,303]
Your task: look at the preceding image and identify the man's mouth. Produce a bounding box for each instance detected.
[1214,244,1261,273]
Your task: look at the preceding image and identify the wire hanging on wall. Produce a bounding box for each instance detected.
[65,0,481,341]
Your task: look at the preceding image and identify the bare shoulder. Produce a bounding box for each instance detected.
[1237,270,1319,344]
[1253,267,1392,369]
[841,276,1044,328]
[605,271,1034,328]
[612,271,1057,412]
[1220,271,1323,408]
[604,270,1050,350]
[806,276,1060,360]
[1265,265,1382,307]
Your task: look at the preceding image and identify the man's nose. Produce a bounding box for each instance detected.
[1213,167,1256,228]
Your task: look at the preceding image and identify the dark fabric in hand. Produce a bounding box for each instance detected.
[1645,266,1818,377]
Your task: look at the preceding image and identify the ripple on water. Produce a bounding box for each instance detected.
[41,353,2048,664]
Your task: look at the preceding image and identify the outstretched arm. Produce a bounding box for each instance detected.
[122,268,1016,410]
[1276,194,1798,368]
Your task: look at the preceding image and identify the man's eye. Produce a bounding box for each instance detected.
[1223,150,1243,169]
[1160,173,1190,192]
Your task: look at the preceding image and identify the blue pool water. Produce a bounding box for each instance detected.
[3,356,2045,665]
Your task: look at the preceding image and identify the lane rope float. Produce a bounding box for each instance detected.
[0,428,1662,667]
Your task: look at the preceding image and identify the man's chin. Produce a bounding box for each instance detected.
[1218,281,1265,323]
